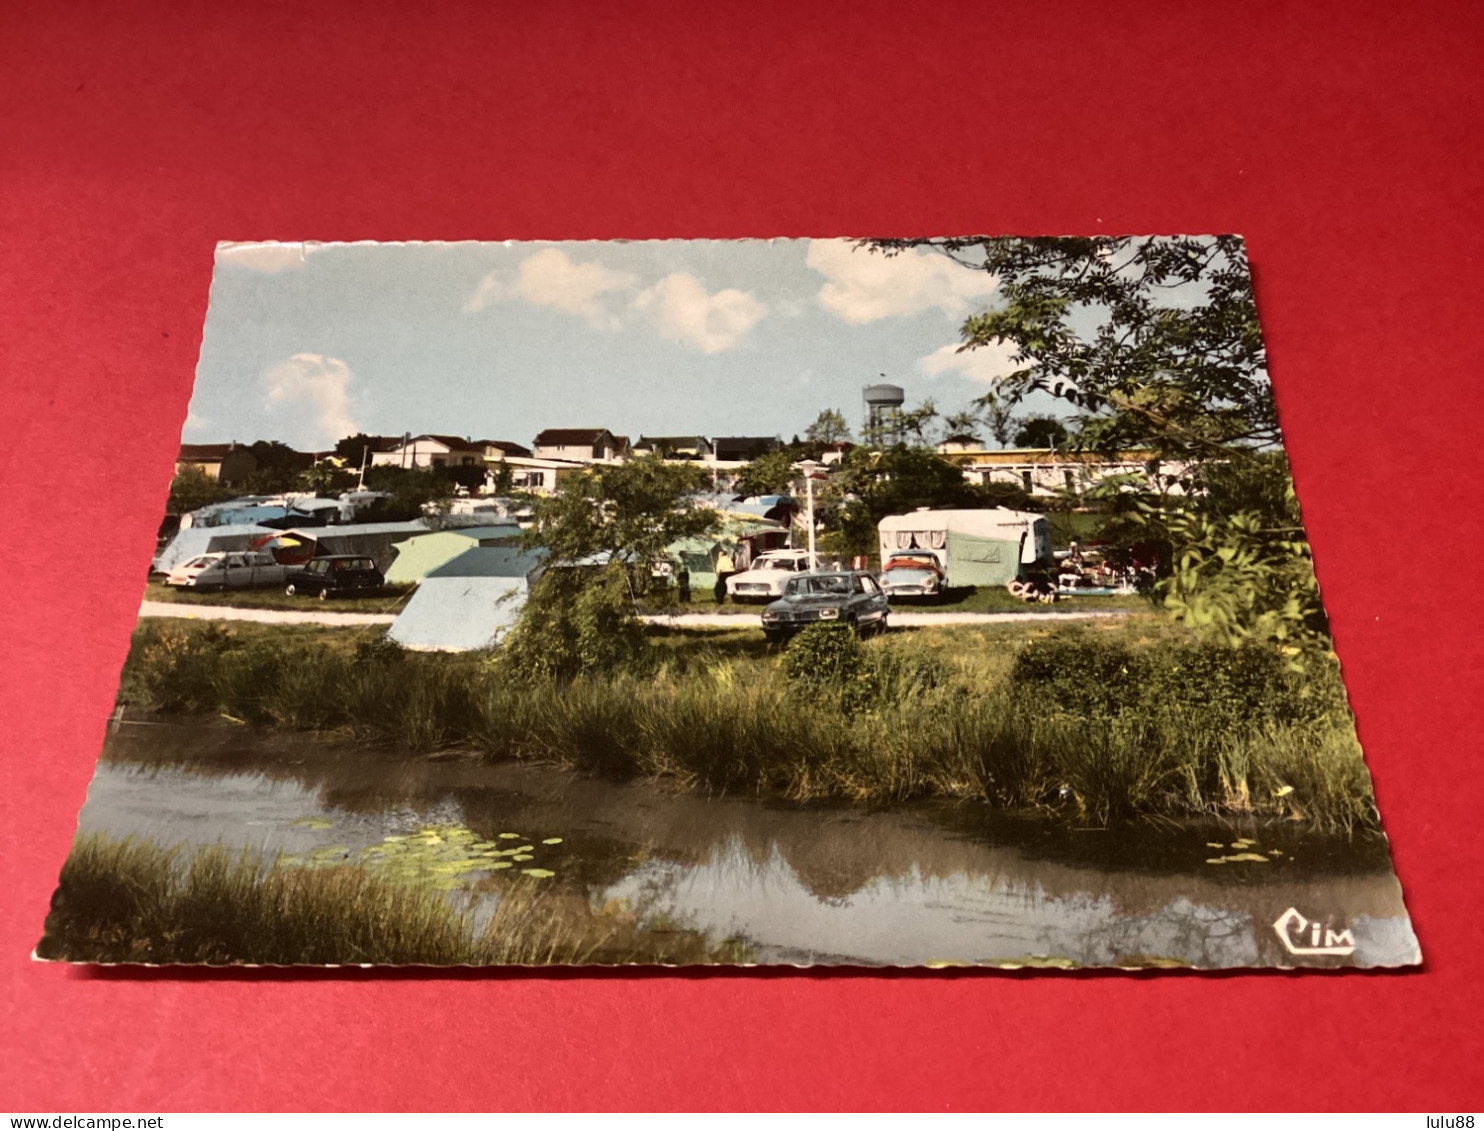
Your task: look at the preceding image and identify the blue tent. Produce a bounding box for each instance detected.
[387,546,547,652]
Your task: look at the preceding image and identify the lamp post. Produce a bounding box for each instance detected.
[797,459,823,571]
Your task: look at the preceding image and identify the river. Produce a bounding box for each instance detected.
[61,718,1419,969]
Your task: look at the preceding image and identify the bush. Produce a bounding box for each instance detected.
[1009,629,1348,729]
[498,564,651,682]
[784,623,865,685]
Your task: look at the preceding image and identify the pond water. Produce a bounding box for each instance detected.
[68,718,1419,969]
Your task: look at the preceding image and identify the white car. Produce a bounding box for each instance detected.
[164,551,290,590]
[725,549,817,601]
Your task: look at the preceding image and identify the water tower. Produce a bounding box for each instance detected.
[862,381,906,447]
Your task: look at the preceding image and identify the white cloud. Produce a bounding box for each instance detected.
[807,239,1001,324]
[217,242,308,273]
[263,353,358,447]
[632,272,766,354]
[463,247,636,327]
[917,339,1023,384]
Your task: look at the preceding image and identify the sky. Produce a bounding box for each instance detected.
[189,237,1122,452]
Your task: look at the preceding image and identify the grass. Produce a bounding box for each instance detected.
[142,578,412,614]
[37,834,749,966]
[115,617,1378,833]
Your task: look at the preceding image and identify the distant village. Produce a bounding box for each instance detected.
[178,425,1173,503]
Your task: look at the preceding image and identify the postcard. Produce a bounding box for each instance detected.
[36,236,1418,968]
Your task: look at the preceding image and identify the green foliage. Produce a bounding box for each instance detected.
[527,454,717,582]
[239,440,312,494]
[297,461,357,496]
[1013,414,1070,448]
[1160,508,1328,658]
[1009,630,1347,728]
[166,466,231,515]
[803,408,852,446]
[784,624,947,715]
[498,565,652,682]
[871,236,1274,459]
[734,449,798,497]
[784,623,866,686]
[866,236,1328,658]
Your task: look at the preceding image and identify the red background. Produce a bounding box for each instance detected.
[3,0,1481,1111]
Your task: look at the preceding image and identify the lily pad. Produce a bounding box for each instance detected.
[542,838,564,845]
[520,868,555,879]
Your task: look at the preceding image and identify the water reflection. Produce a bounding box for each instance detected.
[78,719,1419,969]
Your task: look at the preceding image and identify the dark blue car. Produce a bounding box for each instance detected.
[760,570,889,641]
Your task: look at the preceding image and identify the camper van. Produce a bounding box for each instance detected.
[877,508,1052,589]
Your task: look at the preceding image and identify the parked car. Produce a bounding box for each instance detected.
[284,556,385,598]
[725,548,816,601]
[879,552,948,601]
[760,571,889,641]
[164,551,290,591]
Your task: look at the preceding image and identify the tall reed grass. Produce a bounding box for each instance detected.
[38,834,744,966]
[116,620,1377,832]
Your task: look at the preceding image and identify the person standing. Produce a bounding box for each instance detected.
[714,546,736,603]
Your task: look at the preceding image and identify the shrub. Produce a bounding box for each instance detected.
[784,623,865,685]
[1009,629,1349,729]
[497,564,652,682]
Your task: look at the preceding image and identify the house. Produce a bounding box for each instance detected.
[531,429,627,462]
[935,445,1190,497]
[369,434,487,469]
[484,455,588,496]
[176,442,257,484]
[632,435,714,460]
[710,436,782,463]
[478,439,533,461]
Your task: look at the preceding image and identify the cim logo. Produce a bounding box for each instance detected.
[1273,907,1357,956]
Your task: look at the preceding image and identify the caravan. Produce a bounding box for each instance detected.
[877,508,1052,590]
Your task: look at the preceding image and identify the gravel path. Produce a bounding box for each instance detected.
[138,600,397,627]
[640,609,1132,628]
[138,600,1132,630]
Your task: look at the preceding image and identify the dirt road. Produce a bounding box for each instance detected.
[138,600,1132,630]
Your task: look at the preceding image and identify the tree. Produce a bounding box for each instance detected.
[525,454,719,597]
[826,446,982,556]
[973,388,1019,448]
[298,461,356,496]
[237,440,312,494]
[869,236,1274,460]
[941,409,982,443]
[734,449,798,497]
[804,408,852,446]
[502,455,720,680]
[167,466,230,515]
[865,236,1327,657]
[1013,414,1070,449]
[897,399,940,448]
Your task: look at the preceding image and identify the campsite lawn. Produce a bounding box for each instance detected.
[142,578,413,614]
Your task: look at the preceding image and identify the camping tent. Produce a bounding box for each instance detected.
[152,522,279,572]
[382,524,522,585]
[387,546,547,651]
[877,508,1051,587]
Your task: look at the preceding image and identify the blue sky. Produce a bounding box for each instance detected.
[188,238,1095,452]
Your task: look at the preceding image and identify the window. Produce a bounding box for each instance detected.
[1021,470,1033,491]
